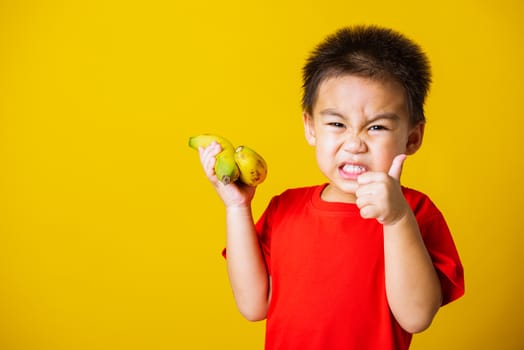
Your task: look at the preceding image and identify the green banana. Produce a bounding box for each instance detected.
[189,134,268,186]
[188,134,239,185]
[234,145,268,186]
[215,149,240,185]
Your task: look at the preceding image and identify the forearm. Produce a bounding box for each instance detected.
[383,211,442,333]
[225,205,269,321]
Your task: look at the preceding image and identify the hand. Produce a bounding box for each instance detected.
[355,154,410,225]
[198,142,256,208]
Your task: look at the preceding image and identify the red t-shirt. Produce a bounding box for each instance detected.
[254,184,464,350]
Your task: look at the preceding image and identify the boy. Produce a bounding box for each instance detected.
[198,25,464,349]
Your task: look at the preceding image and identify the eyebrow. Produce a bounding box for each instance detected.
[319,108,344,118]
[319,109,401,122]
[368,113,401,123]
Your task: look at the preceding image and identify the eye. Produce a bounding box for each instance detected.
[327,122,346,128]
[369,124,388,131]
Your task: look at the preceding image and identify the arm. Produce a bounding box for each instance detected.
[225,205,270,321]
[356,155,442,333]
[382,210,442,333]
[199,143,270,321]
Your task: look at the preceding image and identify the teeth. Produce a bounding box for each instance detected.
[342,164,365,174]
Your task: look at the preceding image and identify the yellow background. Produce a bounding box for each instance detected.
[1,0,523,349]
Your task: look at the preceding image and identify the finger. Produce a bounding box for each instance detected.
[359,204,379,220]
[198,143,221,179]
[388,154,407,180]
[198,147,211,170]
[199,141,220,157]
[355,182,377,198]
[205,152,216,172]
[355,194,371,209]
[357,171,388,185]
[198,142,220,164]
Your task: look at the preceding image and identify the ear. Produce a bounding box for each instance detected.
[405,122,425,155]
[303,112,316,146]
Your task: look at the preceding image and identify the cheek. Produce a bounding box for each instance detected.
[377,153,396,171]
[315,137,339,157]
[315,145,329,166]
[370,141,400,170]
[314,140,337,170]
[373,134,406,152]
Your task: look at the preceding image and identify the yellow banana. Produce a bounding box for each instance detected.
[188,134,235,153]
[234,145,268,186]
[188,134,239,185]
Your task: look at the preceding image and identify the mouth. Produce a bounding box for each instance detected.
[339,163,367,179]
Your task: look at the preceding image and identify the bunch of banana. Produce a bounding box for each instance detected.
[188,134,268,186]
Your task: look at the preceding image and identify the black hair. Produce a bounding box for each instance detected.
[302,25,431,125]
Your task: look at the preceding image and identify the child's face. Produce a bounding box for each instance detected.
[303,74,424,203]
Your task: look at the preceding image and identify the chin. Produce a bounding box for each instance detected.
[327,181,358,198]
[335,178,358,191]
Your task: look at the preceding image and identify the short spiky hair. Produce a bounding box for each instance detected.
[302,25,431,125]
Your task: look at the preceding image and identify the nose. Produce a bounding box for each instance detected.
[343,132,367,154]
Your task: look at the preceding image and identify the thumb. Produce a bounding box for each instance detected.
[388,154,407,180]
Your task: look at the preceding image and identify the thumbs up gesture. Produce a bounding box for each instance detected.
[355,154,410,225]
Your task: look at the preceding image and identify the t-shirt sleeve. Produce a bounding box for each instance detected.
[254,197,276,274]
[416,200,465,306]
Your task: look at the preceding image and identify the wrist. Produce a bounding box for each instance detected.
[382,209,416,232]
[382,204,413,227]
[226,204,252,214]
